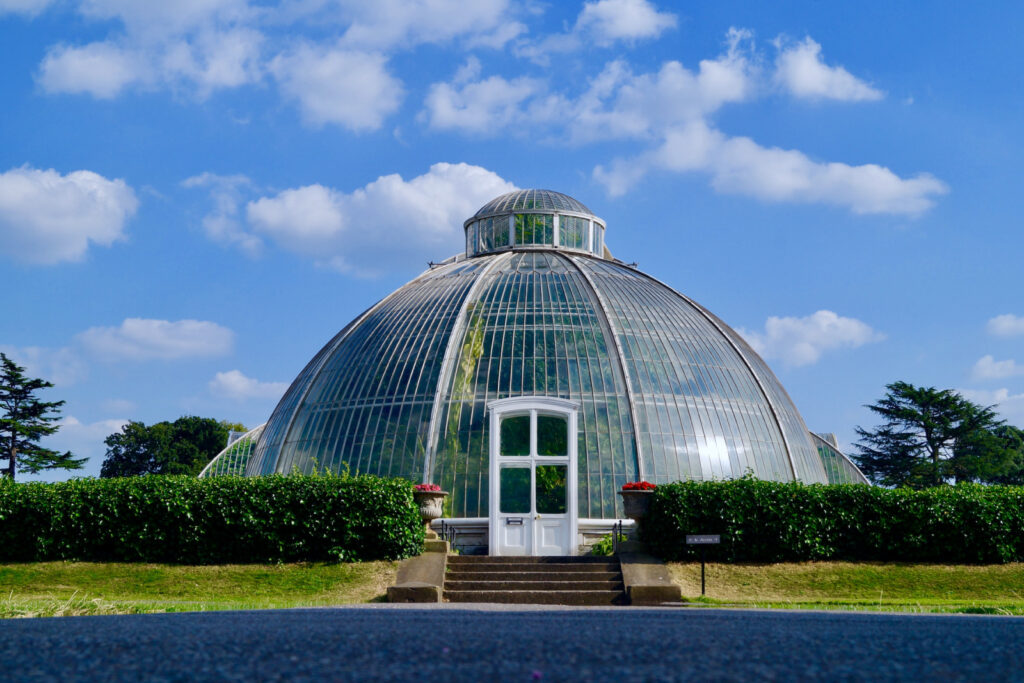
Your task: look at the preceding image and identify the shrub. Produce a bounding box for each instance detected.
[0,474,424,564]
[643,479,1024,564]
[589,533,615,556]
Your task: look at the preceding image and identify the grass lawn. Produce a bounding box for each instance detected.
[0,561,398,618]
[668,562,1024,615]
[6,561,1024,618]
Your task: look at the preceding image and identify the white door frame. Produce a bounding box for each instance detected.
[487,396,579,556]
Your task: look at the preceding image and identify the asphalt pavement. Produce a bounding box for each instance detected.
[2,605,1022,681]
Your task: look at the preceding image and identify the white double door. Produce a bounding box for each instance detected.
[487,398,578,556]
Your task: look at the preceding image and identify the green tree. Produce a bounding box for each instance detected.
[853,381,1015,488]
[986,425,1024,485]
[100,416,244,477]
[0,353,85,480]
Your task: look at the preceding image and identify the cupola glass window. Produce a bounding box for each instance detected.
[464,190,606,258]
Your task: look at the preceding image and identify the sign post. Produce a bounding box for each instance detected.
[686,534,721,596]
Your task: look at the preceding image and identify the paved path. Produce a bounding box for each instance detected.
[3,605,1023,681]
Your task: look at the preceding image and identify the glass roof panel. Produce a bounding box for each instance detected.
[474,189,594,218]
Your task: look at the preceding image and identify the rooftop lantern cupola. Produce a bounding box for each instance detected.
[465,189,606,258]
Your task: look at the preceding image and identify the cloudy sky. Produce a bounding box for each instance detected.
[2,0,1022,480]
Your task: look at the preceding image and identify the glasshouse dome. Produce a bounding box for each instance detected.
[206,189,866,554]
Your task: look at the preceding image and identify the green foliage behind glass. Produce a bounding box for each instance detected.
[643,478,1024,564]
[0,474,423,564]
[535,464,566,514]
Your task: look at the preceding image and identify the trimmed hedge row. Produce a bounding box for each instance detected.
[643,479,1024,564]
[0,475,423,563]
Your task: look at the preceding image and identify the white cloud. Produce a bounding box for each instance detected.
[0,166,139,264]
[569,43,755,143]
[516,0,675,63]
[209,370,287,400]
[971,355,1024,382]
[39,42,149,98]
[245,162,516,274]
[181,173,262,256]
[39,29,263,99]
[739,310,885,367]
[35,0,260,100]
[957,388,1024,427]
[30,0,520,117]
[56,416,129,441]
[0,0,56,16]
[774,37,883,101]
[423,72,546,134]
[247,184,345,244]
[271,46,403,130]
[160,28,264,94]
[2,317,234,388]
[77,0,251,38]
[710,132,946,214]
[0,345,87,386]
[596,119,949,213]
[42,416,131,473]
[987,314,1024,337]
[575,0,677,45]
[337,0,519,50]
[424,27,944,216]
[426,33,755,140]
[77,318,235,361]
[101,398,137,413]
[559,31,905,207]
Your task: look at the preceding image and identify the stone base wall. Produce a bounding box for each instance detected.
[430,518,635,556]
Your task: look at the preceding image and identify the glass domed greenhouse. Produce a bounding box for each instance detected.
[201,189,866,555]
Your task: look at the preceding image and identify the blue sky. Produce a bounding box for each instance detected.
[2,0,1022,480]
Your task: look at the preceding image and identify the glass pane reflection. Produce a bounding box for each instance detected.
[536,464,567,514]
[500,467,531,513]
[537,414,567,455]
[500,415,530,455]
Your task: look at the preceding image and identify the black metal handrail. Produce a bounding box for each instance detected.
[438,520,458,547]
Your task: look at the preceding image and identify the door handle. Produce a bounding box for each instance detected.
[535,514,541,520]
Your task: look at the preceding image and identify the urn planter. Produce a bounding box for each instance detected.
[619,489,654,522]
[618,489,654,542]
[413,490,448,539]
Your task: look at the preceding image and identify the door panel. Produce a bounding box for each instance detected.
[534,463,568,555]
[497,465,531,555]
[500,519,529,556]
[536,519,567,555]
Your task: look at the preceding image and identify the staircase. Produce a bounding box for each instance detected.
[444,555,626,605]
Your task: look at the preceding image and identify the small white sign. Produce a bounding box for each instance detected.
[686,534,721,545]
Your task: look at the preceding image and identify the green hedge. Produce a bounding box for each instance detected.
[643,479,1024,564]
[0,475,423,563]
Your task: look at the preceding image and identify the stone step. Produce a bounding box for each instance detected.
[448,555,614,565]
[443,555,626,605]
[447,562,617,573]
[446,570,622,582]
[446,579,623,591]
[444,590,626,606]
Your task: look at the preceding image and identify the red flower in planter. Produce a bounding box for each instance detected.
[414,483,442,492]
[621,481,656,491]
